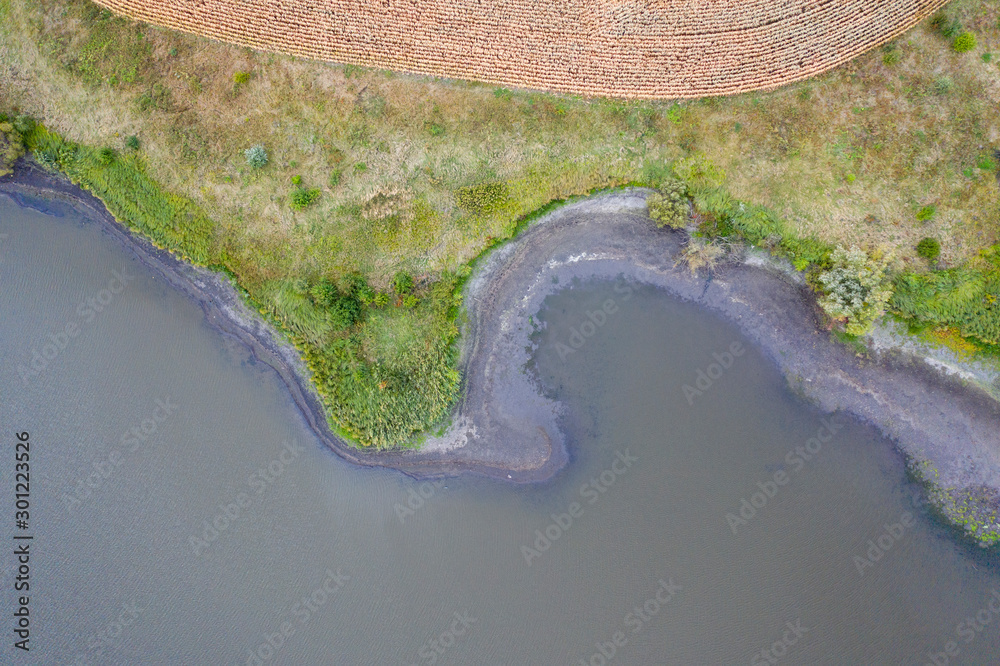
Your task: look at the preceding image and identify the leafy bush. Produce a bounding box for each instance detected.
[780,236,833,271]
[244,144,268,169]
[374,292,390,308]
[646,178,689,229]
[916,237,941,261]
[393,271,414,295]
[402,295,420,308]
[953,33,977,53]
[290,187,320,210]
[233,71,251,85]
[328,296,362,329]
[817,246,895,336]
[13,115,36,137]
[0,122,25,178]
[125,135,140,150]
[916,205,936,222]
[291,174,302,186]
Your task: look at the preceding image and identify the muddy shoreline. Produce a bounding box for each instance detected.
[3,162,999,540]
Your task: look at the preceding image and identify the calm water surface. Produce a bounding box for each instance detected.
[1,194,998,664]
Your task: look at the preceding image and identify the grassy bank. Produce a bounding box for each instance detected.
[1,0,998,450]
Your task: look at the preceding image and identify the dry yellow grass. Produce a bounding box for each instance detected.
[0,0,997,290]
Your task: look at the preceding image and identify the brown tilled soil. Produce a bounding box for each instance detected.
[94,0,948,98]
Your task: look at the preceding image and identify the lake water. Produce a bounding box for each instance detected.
[1,192,999,665]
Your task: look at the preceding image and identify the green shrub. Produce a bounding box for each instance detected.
[779,236,833,271]
[393,271,414,295]
[328,295,362,329]
[934,77,954,95]
[646,178,689,229]
[289,187,320,210]
[97,147,116,165]
[916,237,941,261]
[13,115,36,138]
[455,181,510,216]
[373,292,390,308]
[817,246,895,336]
[916,205,936,222]
[291,174,302,185]
[244,144,268,169]
[402,295,420,308]
[984,53,994,63]
[125,135,140,150]
[328,169,342,187]
[233,71,251,85]
[0,121,26,178]
[953,33,977,53]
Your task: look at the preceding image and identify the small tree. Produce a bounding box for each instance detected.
[817,246,895,336]
[244,144,268,169]
[916,237,941,261]
[646,178,689,229]
[392,271,414,295]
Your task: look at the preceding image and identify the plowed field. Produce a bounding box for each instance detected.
[93,0,948,98]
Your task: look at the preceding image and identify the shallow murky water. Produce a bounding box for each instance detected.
[1,193,998,664]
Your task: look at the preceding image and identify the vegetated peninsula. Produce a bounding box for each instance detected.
[1,1,998,543]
